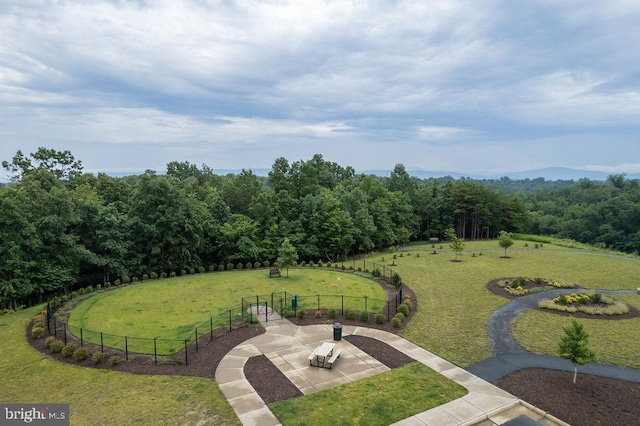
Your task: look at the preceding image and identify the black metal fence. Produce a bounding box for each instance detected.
[45,260,405,365]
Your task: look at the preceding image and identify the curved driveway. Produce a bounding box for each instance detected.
[468,288,640,384]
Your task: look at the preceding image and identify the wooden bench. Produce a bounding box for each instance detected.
[269,268,281,278]
[327,348,342,368]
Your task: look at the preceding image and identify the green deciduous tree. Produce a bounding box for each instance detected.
[498,230,514,257]
[277,238,298,277]
[558,319,597,384]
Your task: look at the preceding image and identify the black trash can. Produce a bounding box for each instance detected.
[333,322,343,341]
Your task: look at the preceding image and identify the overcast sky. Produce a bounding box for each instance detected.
[2,0,640,177]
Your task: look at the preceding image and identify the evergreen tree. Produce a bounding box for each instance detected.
[558,319,597,384]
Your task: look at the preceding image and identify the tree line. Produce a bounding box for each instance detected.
[2,147,636,310]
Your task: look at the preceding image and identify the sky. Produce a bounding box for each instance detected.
[1,0,640,178]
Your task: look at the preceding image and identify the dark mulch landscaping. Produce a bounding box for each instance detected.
[499,368,640,426]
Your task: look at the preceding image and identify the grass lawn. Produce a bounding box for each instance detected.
[269,362,467,426]
[0,307,241,425]
[512,294,640,368]
[4,238,640,425]
[68,269,386,354]
[369,240,640,367]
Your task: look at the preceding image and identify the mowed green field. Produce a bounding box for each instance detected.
[68,269,386,354]
[0,307,241,425]
[377,241,640,367]
[2,239,640,425]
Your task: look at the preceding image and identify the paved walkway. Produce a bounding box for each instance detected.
[468,288,640,384]
[215,316,568,426]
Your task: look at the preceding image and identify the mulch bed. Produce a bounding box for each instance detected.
[486,278,640,320]
[499,368,640,426]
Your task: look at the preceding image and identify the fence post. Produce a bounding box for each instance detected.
[228,310,232,332]
[264,301,268,322]
[184,339,188,366]
[195,328,198,352]
[387,300,391,321]
[364,296,368,312]
[211,317,214,339]
[383,266,386,281]
[80,328,83,347]
[100,332,104,353]
[341,295,344,314]
[317,294,320,311]
[125,336,128,361]
[53,317,57,338]
[249,303,253,324]
[154,338,157,364]
[271,293,274,311]
[63,322,67,345]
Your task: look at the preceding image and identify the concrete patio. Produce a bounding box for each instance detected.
[215,317,569,426]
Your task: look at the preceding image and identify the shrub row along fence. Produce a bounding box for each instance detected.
[46,306,246,365]
[45,260,404,365]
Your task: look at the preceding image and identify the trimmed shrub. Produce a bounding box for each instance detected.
[403,300,413,311]
[253,261,261,269]
[300,261,307,267]
[96,284,102,291]
[309,261,316,267]
[391,317,402,328]
[45,336,56,349]
[209,264,216,272]
[122,275,131,284]
[108,356,122,367]
[70,291,79,299]
[92,352,104,365]
[218,264,225,271]
[170,271,177,277]
[245,262,252,270]
[375,313,385,324]
[150,272,158,280]
[315,310,322,319]
[31,326,44,339]
[297,309,305,319]
[263,260,270,268]
[359,311,369,322]
[78,288,85,295]
[236,262,244,270]
[189,268,195,274]
[392,273,402,288]
[198,266,205,274]
[226,263,234,271]
[73,347,90,361]
[62,343,77,358]
[160,272,168,279]
[132,277,139,283]
[181,269,188,276]
[142,274,149,281]
[328,309,337,319]
[372,268,381,277]
[397,304,410,317]
[394,312,405,322]
[50,340,65,353]
[345,310,356,320]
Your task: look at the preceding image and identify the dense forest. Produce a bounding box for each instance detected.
[1,148,638,309]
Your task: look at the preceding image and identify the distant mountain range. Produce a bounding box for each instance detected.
[3,167,638,183]
[102,167,640,181]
